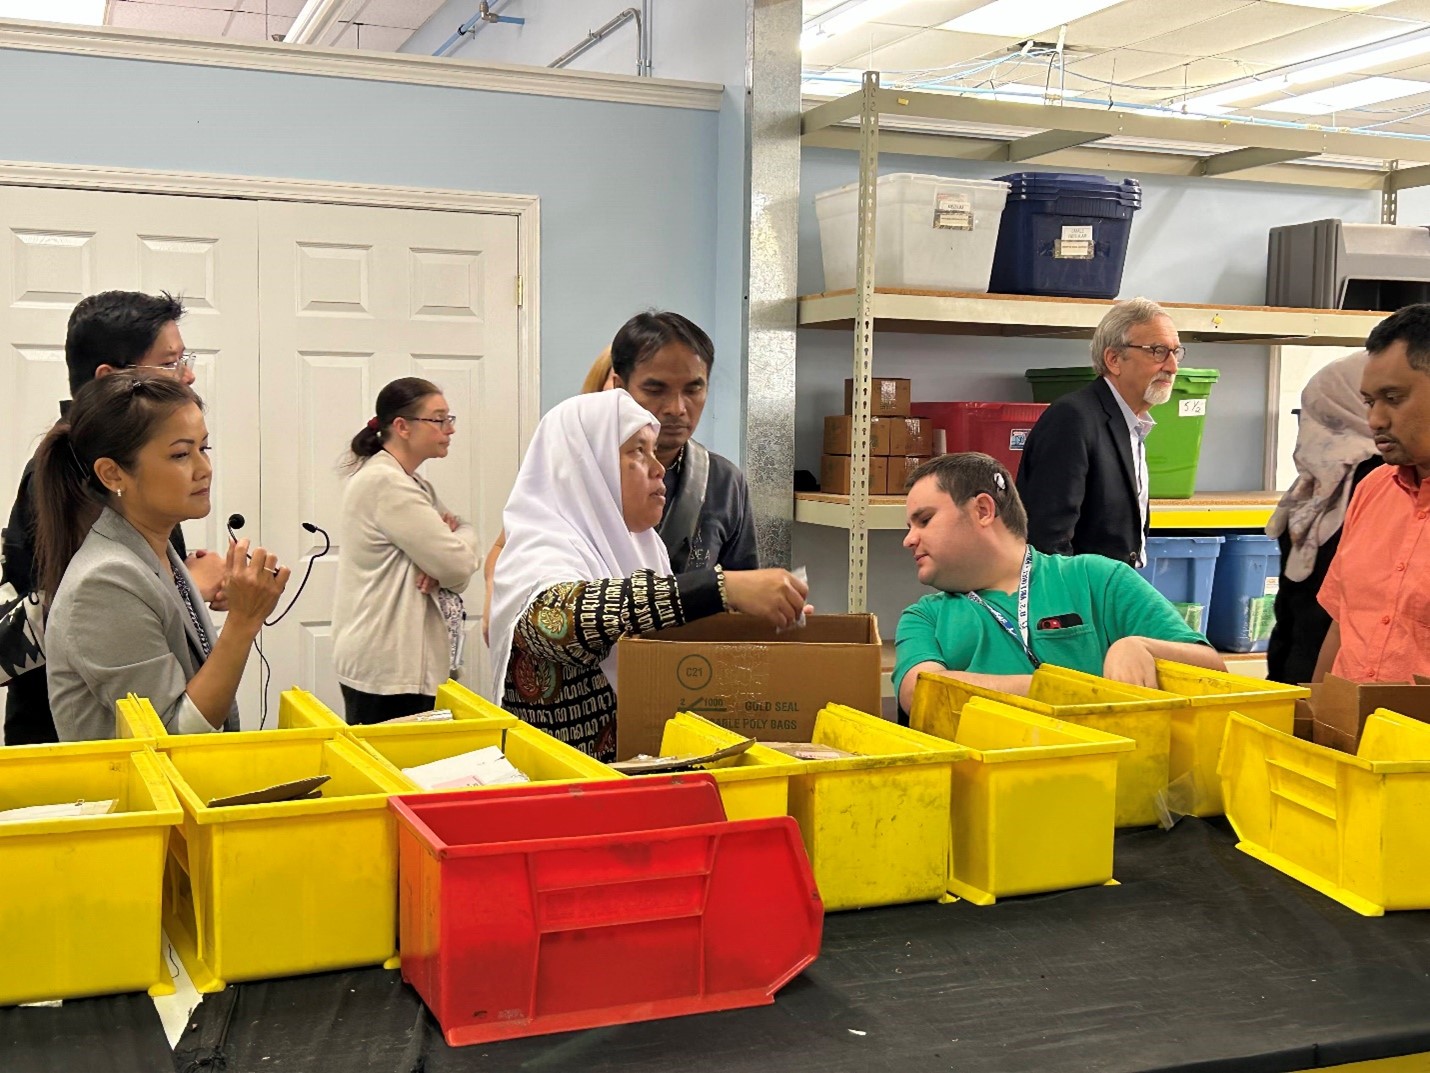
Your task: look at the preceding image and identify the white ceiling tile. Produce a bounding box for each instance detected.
[865,0,988,29]
[342,0,441,30]
[803,21,917,67]
[137,0,243,10]
[804,0,847,19]
[327,20,412,51]
[1131,3,1340,57]
[1063,46,1215,83]
[233,0,307,16]
[1065,0,1255,50]
[1220,12,1424,64]
[1365,0,1430,17]
[107,1,231,33]
[218,9,293,38]
[860,28,1003,73]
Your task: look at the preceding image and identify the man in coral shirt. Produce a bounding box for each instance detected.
[1316,304,1430,683]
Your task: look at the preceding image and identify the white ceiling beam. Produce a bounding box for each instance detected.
[1003,129,1108,162]
[1196,147,1317,177]
[284,0,352,45]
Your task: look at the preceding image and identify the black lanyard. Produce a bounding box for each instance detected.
[962,547,1040,670]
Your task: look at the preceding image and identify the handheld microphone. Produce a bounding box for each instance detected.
[226,513,245,544]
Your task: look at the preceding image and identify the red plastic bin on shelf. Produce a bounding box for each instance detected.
[389,774,823,1046]
[911,401,1049,476]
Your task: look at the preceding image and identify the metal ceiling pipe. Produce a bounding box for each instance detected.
[284,0,354,44]
[549,6,651,76]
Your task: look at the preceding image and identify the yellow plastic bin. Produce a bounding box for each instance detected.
[349,719,615,792]
[647,712,802,820]
[0,740,181,1005]
[784,703,967,911]
[1221,709,1430,916]
[150,727,409,991]
[278,688,347,730]
[911,679,1135,905]
[911,666,1184,828]
[1153,660,1308,817]
[435,679,518,722]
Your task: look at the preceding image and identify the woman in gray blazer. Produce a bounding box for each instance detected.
[31,373,289,740]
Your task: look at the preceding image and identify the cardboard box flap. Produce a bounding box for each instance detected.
[1310,674,1430,753]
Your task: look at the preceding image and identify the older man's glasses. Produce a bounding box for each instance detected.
[1120,343,1186,363]
[151,351,198,375]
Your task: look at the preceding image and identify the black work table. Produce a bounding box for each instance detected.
[7,818,1430,1073]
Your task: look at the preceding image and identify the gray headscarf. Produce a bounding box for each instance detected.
[1266,351,1375,582]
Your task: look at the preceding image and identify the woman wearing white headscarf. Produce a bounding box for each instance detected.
[1265,351,1382,684]
[488,389,809,760]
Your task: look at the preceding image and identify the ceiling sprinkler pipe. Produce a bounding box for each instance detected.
[549,7,646,76]
[284,0,352,44]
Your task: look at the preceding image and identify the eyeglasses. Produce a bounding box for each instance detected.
[151,351,198,375]
[1120,343,1186,363]
[409,415,458,430]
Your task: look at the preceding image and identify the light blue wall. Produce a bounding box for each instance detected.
[0,46,730,446]
[794,146,1381,626]
[405,0,751,462]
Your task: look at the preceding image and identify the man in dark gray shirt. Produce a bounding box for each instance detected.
[610,312,759,573]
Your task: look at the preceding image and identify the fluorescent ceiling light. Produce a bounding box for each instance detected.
[1182,76,1292,112]
[941,0,1124,39]
[1287,35,1430,84]
[0,0,104,24]
[1258,76,1430,114]
[801,0,907,49]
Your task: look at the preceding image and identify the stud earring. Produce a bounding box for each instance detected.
[115,488,124,499]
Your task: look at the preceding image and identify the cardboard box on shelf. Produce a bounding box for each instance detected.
[616,613,883,759]
[886,455,932,496]
[821,454,888,495]
[1309,674,1430,753]
[823,414,893,456]
[844,377,912,418]
[888,416,933,456]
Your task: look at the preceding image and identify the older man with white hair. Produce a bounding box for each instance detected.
[1015,297,1182,567]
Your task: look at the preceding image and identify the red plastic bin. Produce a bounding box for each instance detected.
[911,401,1049,476]
[389,774,823,1045]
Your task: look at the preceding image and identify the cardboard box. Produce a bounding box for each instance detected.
[1293,697,1314,741]
[887,416,933,456]
[885,455,932,495]
[823,414,892,456]
[844,377,912,418]
[616,613,883,759]
[1309,674,1430,753]
[821,453,888,495]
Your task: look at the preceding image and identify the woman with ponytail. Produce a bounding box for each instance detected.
[34,373,289,739]
[331,377,479,724]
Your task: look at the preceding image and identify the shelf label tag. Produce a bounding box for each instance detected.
[1179,398,1207,417]
[1009,428,1031,450]
[1055,224,1094,259]
[933,191,973,230]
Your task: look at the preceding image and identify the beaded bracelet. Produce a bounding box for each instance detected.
[714,565,730,611]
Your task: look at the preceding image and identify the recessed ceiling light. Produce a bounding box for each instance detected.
[940,0,1126,39]
[1257,76,1430,114]
[0,0,104,25]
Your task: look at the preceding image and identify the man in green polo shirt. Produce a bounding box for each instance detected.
[894,453,1223,712]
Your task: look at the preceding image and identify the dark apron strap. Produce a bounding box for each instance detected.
[658,440,710,571]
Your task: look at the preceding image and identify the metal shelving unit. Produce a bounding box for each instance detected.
[802,71,1425,613]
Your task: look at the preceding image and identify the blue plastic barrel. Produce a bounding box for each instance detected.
[1206,535,1281,653]
[989,172,1141,298]
[1136,536,1223,634]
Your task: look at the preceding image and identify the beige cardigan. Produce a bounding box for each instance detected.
[332,450,478,696]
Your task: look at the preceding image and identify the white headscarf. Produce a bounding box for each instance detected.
[1266,351,1376,582]
[487,389,671,699]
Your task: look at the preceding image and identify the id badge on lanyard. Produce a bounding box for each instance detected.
[962,547,1040,670]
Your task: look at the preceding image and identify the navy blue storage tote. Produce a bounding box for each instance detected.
[1137,536,1223,633]
[1206,535,1281,654]
[989,172,1141,299]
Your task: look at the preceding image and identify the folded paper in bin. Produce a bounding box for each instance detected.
[376,708,455,725]
[208,775,330,808]
[762,742,859,760]
[402,746,529,790]
[0,798,117,823]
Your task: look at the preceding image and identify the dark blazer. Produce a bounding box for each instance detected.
[1016,377,1145,566]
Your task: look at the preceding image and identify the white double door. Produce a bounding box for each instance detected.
[0,185,521,724]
